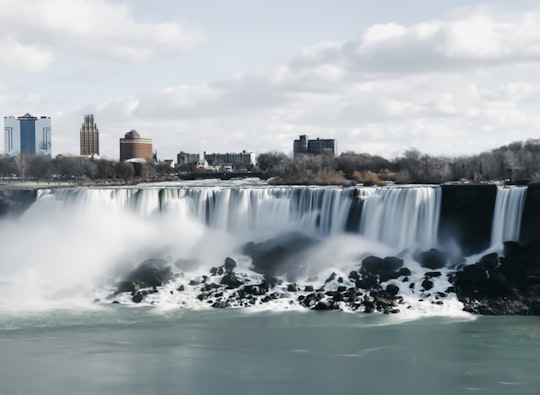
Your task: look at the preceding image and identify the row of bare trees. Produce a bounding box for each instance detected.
[0,155,175,184]
[2,138,538,185]
[257,139,540,185]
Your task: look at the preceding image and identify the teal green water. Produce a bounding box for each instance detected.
[1,308,539,395]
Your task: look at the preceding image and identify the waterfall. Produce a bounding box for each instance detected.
[490,186,527,247]
[30,184,443,247]
[359,186,441,251]
[32,184,373,238]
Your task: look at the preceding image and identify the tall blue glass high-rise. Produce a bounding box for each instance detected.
[4,113,51,156]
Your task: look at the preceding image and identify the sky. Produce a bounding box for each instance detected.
[2,0,540,161]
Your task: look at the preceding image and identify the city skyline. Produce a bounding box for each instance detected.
[1,1,540,160]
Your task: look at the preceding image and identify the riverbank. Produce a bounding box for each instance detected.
[0,177,178,190]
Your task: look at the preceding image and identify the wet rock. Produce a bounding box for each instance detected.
[478,252,499,271]
[452,238,540,314]
[220,273,243,289]
[242,232,319,280]
[325,272,337,284]
[398,267,412,277]
[385,284,400,297]
[131,292,144,303]
[417,249,447,270]
[362,295,375,313]
[355,274,379,290]
[360,255,403,282]
[287,284,299,292]
[348,270,360,281]
[243,284,266,296]
[114,258,173,296]
[312,301,336,311]
[224,257,237,273]
[210,266,224,276]
[421,279,434,291]
[212,300,230,308]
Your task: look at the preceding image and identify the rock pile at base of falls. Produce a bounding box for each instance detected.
[106,234,540,316]
[453,239,540,315]
[111,258,174,303]
[107,234,457,313]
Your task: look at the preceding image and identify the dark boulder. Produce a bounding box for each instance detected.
[312,301,336,311]
[478,253,499,271]
[398,267,412,277]
[115,281,137,294]
[114,258,173,296]
[325,272,337,284]
[212,300,230,308]
[131,292,144,303]
[301,292,322,308]
[224,257,237,273]
[421,279,434,291]
[360,256,383,275]
[242,232,319,280]
[126,259,173,287]
[417,249,447,270]
[210,266,224,276]
[348,270,360,281]
[385,284,400,297]
[355,274,379,290]
[287,284,299,292]
[360,255,403,282]
[220,273,243,289]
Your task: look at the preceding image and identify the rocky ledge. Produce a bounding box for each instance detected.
[454,239,540,315]
[105,233,456,313]
[105,234,540,315]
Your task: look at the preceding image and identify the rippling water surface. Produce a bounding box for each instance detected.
[1,308,540,395]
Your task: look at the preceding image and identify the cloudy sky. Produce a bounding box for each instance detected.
[2,0,540,160]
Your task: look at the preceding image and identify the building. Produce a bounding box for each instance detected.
[293,134,309,156]
[80,114,100,156]
[293,134,337,158]
[204,150,256,170]
[119,130,153,161]
[4,113,51,156]
[177,151,200,165]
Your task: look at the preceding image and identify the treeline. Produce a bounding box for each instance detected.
[2,138,539,186]
[0,155,175,184]
[257,139,540,185]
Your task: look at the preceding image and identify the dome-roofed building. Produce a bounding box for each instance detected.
[125,130,140,139]
[119,130,153,161]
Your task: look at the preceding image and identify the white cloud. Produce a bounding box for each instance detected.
[349,8,540,73]
[0,37,53,72]
[0,0,206,71]
[8,5,540,161]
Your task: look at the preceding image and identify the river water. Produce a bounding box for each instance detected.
[1,308,539,395]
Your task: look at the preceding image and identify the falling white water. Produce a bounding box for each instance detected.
[0,181,469,314]
[490,186,527,248]
[33,185,372,238]
[359,186,441,251]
